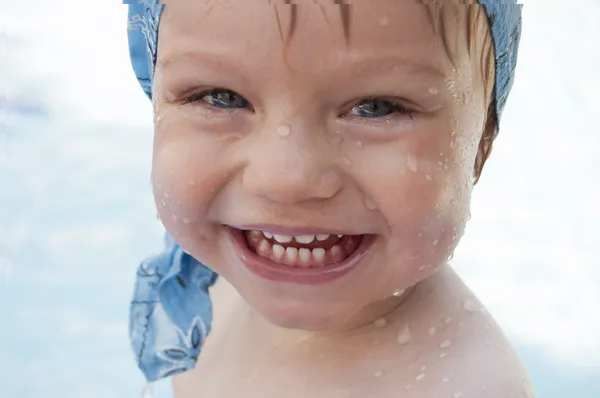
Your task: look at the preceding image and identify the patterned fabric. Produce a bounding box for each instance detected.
[124,0,523,385]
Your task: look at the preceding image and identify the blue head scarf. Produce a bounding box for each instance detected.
[125,0,522,385]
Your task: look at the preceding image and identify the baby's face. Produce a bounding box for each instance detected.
[152,0,487,330]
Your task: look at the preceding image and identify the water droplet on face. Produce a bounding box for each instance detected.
[425,174,433,181]
[440,352,447,358]
[462,299,478,312]
[453,392,463,398]
[442,377,450,383]
[439,340,452,349]
[392,288,405,297]
[331,134,343,145]
[416,373,425,381]
[374,370,384,378]
[378,16,389,26]
[355,140,363,148]
[160,200,166,208]
[182,218,190,224]
[432,240,438,246]
[420,365,426,371]
[374,317,387,328]
[428,326,436,336]
[406,154,418,172]
[397,324,412,345]
[428,88,439,95]
[276,123,291,137]
[171,213,178,221]
[444,316,453,324]
[462,92,469,105]
[418,265,427,271]
[365,198,378,210]
[343,156,352,166]
[163,190,169,198]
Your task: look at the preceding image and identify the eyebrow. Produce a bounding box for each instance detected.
[157,51,249,79]
[157,50,448,83]
[341,55,448,81]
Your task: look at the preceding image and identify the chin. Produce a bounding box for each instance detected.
[251,296,360,332]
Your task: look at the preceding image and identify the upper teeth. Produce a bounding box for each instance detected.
[263,232,343,244]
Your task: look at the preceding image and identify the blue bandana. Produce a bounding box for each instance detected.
[124,0,523,385]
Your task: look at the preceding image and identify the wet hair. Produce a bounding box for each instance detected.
[276,0,496,182]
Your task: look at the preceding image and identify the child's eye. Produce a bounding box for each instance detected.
[349,98,415,119]
[184,89,249,109]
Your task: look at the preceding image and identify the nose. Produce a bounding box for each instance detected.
[242,123,343,204]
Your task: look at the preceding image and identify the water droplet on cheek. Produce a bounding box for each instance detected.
[378,16,389,26]
[276,124,291,137]
[343,156,352,166]
[355,140,363,148]
[330,133,343,145]
[462,92,469,105]
[374,317,387,328]
[364,198,378,210]
[440,340,452,349]
[462,299,478,312]
[397,325,412,345]
[392,288,405,297]
[374,370,384,378]
[406,154,418,172]
[429,88,439,95]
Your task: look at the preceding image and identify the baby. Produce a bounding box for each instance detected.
[126,1,534,397]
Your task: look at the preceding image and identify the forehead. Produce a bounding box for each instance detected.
[157,0,462,78]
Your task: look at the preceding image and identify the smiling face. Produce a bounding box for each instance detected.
[150,0,493,331]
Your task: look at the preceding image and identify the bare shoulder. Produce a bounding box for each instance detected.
[399,265,536,398]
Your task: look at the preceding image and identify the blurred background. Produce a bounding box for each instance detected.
[1,0,598,397]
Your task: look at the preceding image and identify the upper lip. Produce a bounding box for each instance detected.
[228,224,366,236]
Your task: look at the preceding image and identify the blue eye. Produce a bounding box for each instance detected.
[350,98,414,119]
[185,89,249,109]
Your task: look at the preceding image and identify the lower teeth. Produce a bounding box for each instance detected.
[255,240,344,267]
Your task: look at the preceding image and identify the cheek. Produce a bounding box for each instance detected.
[360,111,481,290]
[150,113,232,246]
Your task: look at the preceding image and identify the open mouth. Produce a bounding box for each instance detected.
[245,230,363,268]
[229,227,375,284]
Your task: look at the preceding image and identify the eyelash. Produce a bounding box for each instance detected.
[182,88,417,121]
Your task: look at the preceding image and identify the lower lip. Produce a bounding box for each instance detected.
[228,228,375,285]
